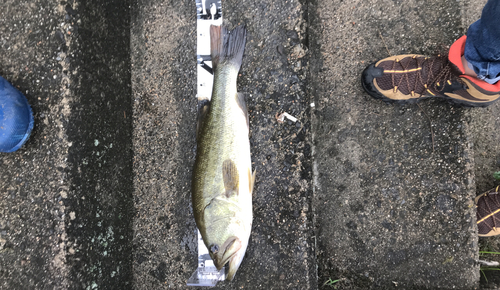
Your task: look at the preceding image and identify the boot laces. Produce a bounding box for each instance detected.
[390,55,460,97]
[478,191,500,231]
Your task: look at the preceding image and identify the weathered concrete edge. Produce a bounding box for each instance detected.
[61,0,135,289]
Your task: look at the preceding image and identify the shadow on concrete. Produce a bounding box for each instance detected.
[64,1,134,288]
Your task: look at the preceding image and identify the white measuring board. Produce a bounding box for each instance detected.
[186,231,226,286]
[186,0,225,287]
[196,0,222,102]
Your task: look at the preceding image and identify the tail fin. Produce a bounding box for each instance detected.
[210,25,246,71]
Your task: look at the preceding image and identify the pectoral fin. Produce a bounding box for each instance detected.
[223,159,239,197]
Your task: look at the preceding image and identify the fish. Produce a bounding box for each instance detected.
[191,24,255,281]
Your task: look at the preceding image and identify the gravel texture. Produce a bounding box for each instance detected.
[309,0,480,288]
[1,0,499,289]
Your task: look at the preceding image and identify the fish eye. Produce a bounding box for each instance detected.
[210,244,219,254]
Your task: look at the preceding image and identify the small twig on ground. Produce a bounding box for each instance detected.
[378,29,392,57]
[417,103,435,152]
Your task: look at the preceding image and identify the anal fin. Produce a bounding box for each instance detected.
[236,92,249,132]
[249,168,256,195]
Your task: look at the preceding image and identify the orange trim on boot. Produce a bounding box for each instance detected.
[449,35,467,73]
[449,35,500,92]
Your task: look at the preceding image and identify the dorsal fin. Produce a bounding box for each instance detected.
[222,159,239,197]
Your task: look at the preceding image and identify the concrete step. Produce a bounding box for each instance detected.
[309,0,484,288]
[2,0,316,289]
[131,0,315,288]
[1,0,134,289]
[0,0,497,289]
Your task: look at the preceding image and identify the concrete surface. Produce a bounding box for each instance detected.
[131,0,315,288]
[1,0,499,289]
[465,0,500,288]
[1,0,134,289]
[309,0,480,289]
[63,0,134,288]
[0,0,70,288]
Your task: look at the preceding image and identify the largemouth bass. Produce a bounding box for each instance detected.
[192,25,255,281]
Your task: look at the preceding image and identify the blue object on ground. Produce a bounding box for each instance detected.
[0,76,34,152]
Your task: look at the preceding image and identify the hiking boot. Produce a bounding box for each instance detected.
[0,76,34,153]
[361,36,500,107]
[476,186,500,237]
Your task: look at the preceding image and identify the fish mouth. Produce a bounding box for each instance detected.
[211,236,242,271]
[209,236,248,281]
[225,250,245,281]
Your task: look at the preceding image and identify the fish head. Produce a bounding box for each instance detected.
[199,185,253,281]
[208,234,249,281]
